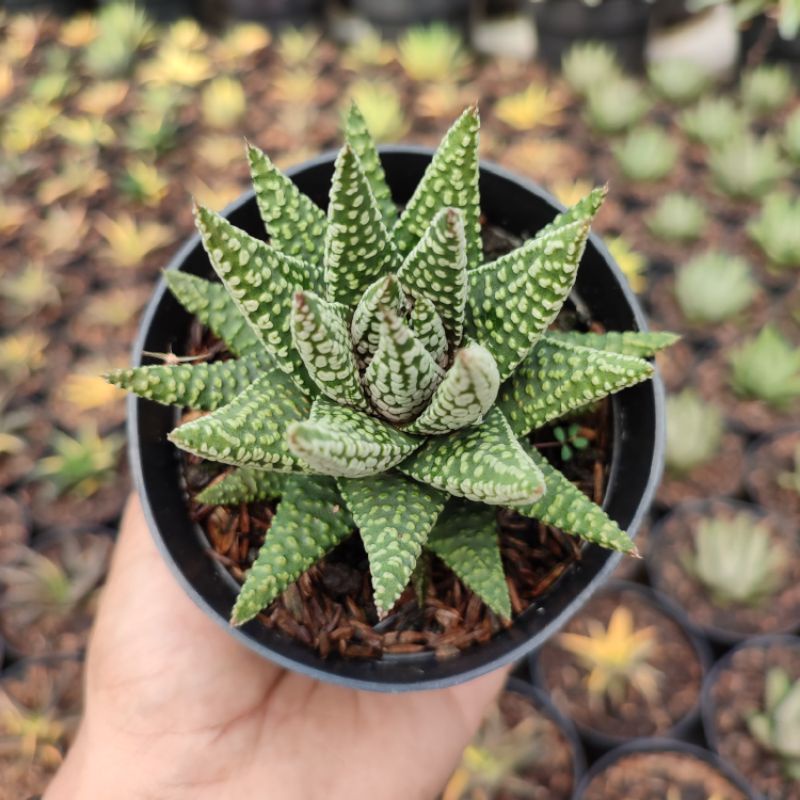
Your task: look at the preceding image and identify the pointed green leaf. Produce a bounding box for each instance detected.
[287,397,422,478]
[338,472,446,617]
[231,475,353,625]
[169,372,311,472]
[546,330,680,358]
[409,295,447,365]
[513,446,636,554]
[535,186,607,244]
[426,500,511,619]
[397,207,468,344]
[247,142,327,269]
[196,467,285,505]
[291,290,368,410]
[345,102,397,227]
[399,407,545,506]
[351,274,406,362]
[106,353,268,411]
[467,203,597,381]
[411,551,430,608]
[498,338,654,437]
[405,342,499,435]
[393,106,481,270]
[164,271,261,357]
[194,204,318,391]
[364,308,444,423]
[323,144,398,308]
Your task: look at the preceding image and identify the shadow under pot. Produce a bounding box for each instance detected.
[702,634,800,800]
[647,498,800,647]
[745,426,800,522]
[574,738,756,800]
[442,676,585,799]
[531,581,710,755]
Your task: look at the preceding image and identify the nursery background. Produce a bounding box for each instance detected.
[0,0,799,797]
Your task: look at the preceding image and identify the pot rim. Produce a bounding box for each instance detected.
[128,146,666,692]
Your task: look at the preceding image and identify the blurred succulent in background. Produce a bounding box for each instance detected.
[212,22,271,64]
[612,125,678,183]
[342,29,396,70]
[0,332,47,390]
[679,97,749,148]
[62,370,126,414]
[194,134,243,171]
[709,133,789,200]
[558,606,662,707]
[29,63,74,105]
[729,326,800,410]
[606,235,647,293]
[748,193,800,271]
[55,116,116,150]
[348,81,410,142]
[95,212,172,269]
[685,512,785,607]
[3,13,45,62]
[646,192,707,243]
[665,389,724,475]
[138,33,211,86]
[59,13,98,48]
[276,26,321,66]
[82,1,154,78]
[778,444,800,495]
[161,18,208,52]
[585,77,651,134]
[37,155,109,206]
[748,667,800,780]
[397,23,467,81]
[0,200,29,237]
[741,64,793,116]
[674,251,757,324]
[1,102,59,154]
[494,84,566,130]
[784,108,800,163]
[0,63,13,102]
[118,160,168,206]
[561,41,621,96]
[74,80,128,116]
[0,393,33,458]
[648,58,713,105]
[0,263,61,322]
[201,76,247,131]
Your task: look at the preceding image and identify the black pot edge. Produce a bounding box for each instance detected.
[646,498,800,648]
[128,146,666,693]
[530,579,713,753]
[505,676,587,788]
[572,736,759,800]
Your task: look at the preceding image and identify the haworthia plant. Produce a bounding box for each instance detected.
[108,105,674,627]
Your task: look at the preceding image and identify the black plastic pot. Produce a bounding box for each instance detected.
[129,147,665,692]
[220,0,325,26]
[352,0,472,35]
[530,580,712,758]
[529,0,652,71]
[741,14,800,65]
[574,738,757,799]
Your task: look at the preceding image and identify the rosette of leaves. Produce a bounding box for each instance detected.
[648,59,713,105]
[679,97,749,149]
[561,41,621,96]
[646,193,707,243]
[749,667,800,780]
[108,106,671,626]
[612,125,678,184]
[709,133,789,201]
[665,390,724,475]
[584,77,651,135]
[748,192,800,271]
[741,64,793,117]
[784,108,800,163]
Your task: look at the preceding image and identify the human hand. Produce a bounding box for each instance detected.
[46,495,508,800]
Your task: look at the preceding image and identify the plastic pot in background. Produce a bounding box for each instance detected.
[701,634,800,800]
[741,14,800,65]
[574,738,756,799]
[220,0,325,26]
[129,147,665,693]
[531,580,712,758]
[528,0,652,71]
[352,0,472,35]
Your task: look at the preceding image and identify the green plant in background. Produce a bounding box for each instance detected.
[561,41,621,96]
[553,423,589,462]
[729,326,800,410]
[778,444,800,494]
[397,23,468,81]
[689,0,800,40]
[674,251,757,324]
[1,102,60,154]
[82,1,154,78]
[648,59,713,105]
[347,82,410,142]
[679,97,749,149]
[612,125,678,183]
[685,511,786,606]
[584,77,651,134]
[33,425,123,499]
[646,193,707,243]
[558,606,662,706]
[276,26,321,67]
[95,212,173,268]
[748,193,800,271]
[709,133,789,200]
[784,108,800,163]
[108,105,672,623]
[0,331,47,390]
[442,701,548,800]
[117,160,168,206]
[749,667,800,780]
[665,389,724,475]
[201,76,247,131]
[494,84,566,130]
[55,116,116,150]
[741,64,793,116]
[0,263,61,322]
[342,30,396,70]
[0,392,33,458]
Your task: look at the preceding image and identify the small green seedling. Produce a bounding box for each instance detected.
[665,389,724,475]
[553,423,590,461]
[748,667,800,780]
[613,125,678,183]
[561,41,621,96]
[748,192,800,271]
[648,58,713,105]
[585,77,651,135]
[679,97,749,148]
[709,133,789,201]
[741,64,793,117]
[646,193,707,243]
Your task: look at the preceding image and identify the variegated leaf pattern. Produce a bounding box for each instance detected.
[196,467,286,506]
[546,330,679,358]
[351,273,406,362]
[408,295,448,366]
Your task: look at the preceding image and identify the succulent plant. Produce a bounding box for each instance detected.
[0,263,61,321]
[95,212,172,268]
[118,160,168,206]
[646,192,707,243]
[748,192,800,271]
[674,251,757,324]
[397,23,468,82]
[665,389,724,475]
[276,26,321,67]
[778,444,800,495]
[748,667,800,780]
[0,392,33,458]
[684,511,785,606]
[342,30,396,70]
[82,1,154,78]
[561,41,621,96]
[612,125,678,183]
[648,59,713,105]
[709,133,789,200]
[741,64,793,117]
[552,423,589,462]
[108,106,671,624]
[0,331,47,390]
[729,326,800,410]
[585,77,651,135]
[558,606,662,707]
[784,108,800,163]
[679,97,749,149]
[347,82,410,143]
[201,77,246,131]
[606,235,647,294]
[494,84,566,130]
